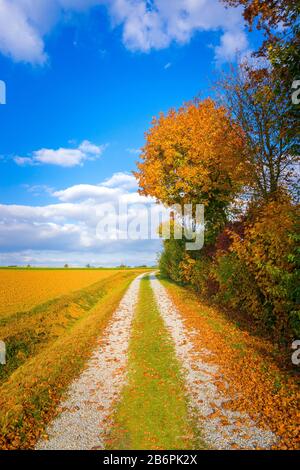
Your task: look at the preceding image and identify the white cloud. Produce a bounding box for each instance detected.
[106,0,250,62]
[0,0,47,64]
[14,156,36,166]
[23,184,54,196]
[102,172,138,191]
[79,140,106,155]
[0,247,158,268]
[127,148,142,155]
[214,30,249,65]
[14,140,106,167]
[34,148,86,167]
[53,184,121,202]
[0,0,249,65]
[0,172,164,266]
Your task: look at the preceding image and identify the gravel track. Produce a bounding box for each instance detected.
[150,274,277,450]
[36,274,144,450]
[36,271,277,450]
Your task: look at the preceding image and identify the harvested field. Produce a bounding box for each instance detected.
[0,269,123,318]
[0,269,145,449]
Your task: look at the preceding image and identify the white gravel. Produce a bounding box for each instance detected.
[36,273,145,450]
[150,273,277,450]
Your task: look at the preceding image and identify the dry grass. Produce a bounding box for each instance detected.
[0,269,145,449]
[161,278,300,450]
[0,269,121,318]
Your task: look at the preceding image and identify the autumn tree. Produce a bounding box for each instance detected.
[229,192,300,339]
[222,0,300,86]
[217,63,300,201]
[223,0,298,30]
[135,99,249,237]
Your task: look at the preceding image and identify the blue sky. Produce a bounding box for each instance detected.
[0,0,261,266]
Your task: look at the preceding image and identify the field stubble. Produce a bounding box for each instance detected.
[0,268,145,449]
[0,269,122,318]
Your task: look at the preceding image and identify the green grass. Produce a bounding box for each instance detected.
[106,276,204,450]
[0,271,140,449]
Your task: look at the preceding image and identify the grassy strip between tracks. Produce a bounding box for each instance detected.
[0,270,141,450]
[106,275,205,450]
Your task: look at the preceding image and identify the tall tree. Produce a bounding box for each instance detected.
[134,98,249,236]
[222,1,300,109]
[217,63,299,201]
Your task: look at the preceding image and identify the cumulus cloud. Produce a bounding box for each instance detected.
[14,140,106,167]
[0,172,163,266]
[0,0,48,64]
[107,0,249,60]
[53,184,121,202]
[0,0,249,64]
[214,29,249,65]
[103,172,138,190]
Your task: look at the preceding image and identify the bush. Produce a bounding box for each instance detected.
[159,238,186,283]
[213,252,264,314]
[230,197,300,341]
[159,195,299,343]
[179,254,217,297]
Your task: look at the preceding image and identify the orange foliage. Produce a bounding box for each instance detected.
[135,99,249,214]
[222,0,296,30]
[164,280,300,450]
[230,197,300,338]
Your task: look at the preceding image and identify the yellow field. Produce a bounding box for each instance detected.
[0,269,122,317]
[0,268,145,449]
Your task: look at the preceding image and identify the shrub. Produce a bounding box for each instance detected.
[230,197,300,340]
[159,194,299,343]
[213,252,267,322]
[159,238,186,283]
[180,254,217,297]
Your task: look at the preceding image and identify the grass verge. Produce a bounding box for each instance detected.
[106,275,205,450]
[0,270,140,450]
[0,271,130,385]
[160,277,300,450]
